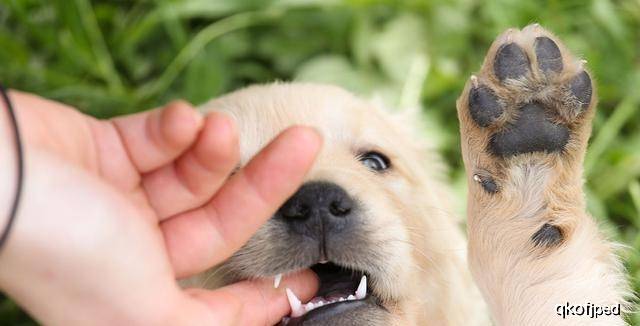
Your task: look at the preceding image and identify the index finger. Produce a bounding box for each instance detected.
[161,126,322,278]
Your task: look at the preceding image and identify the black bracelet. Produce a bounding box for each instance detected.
[0,84,24,254]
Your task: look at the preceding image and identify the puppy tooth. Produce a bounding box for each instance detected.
[274,274,282,288]
[347,295,356,300]
[305,302,315,311]
[355,275,367,299]
[339,297,346,302]
[473,174,482,183]
[286,288,304,317]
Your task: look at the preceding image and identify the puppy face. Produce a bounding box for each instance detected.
[198,83,477,325]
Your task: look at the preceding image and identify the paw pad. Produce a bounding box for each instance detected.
[489,103,570,157]
[531,223,563,247]
[473,174,499,193]
[464,29,593,158]
[534,36,563,73]
[494,43,530,81]
[569,71,593,109]
[469,86,504,127]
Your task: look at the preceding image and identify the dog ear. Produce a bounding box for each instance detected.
[370,95,432,154]
[369,93,423,126]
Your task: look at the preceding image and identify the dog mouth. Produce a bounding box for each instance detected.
[279,262,381,325]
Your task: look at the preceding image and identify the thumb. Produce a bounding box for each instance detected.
[177,269,319,325]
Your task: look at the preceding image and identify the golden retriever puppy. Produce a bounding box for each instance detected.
[187,24,628,325]
[191,82,487,325]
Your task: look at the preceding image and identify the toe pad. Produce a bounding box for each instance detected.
[494,43,530,81]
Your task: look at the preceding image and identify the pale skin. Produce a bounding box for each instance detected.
[0,91,321,325]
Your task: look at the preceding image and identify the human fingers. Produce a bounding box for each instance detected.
[111,101,203,173]
[162,126,322,277]
[142,112,239,220]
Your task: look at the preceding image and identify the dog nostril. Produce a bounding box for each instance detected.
[281,203,310,219]
[329,200,351,217]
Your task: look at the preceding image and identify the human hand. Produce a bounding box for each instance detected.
[0,91,321,325]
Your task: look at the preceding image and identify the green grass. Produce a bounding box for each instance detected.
[1,0,639,324]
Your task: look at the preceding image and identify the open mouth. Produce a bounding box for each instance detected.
[279,262,375,325]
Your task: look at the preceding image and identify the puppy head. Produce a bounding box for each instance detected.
[199,83,472,325]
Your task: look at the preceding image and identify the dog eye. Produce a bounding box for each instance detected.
[359,151,390,172]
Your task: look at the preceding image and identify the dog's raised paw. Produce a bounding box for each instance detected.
[458,24,597,254]
[460,24,595,160]
[459,26,629,323]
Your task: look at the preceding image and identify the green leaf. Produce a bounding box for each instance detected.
[371,13,428,83]
[294,54,387,96]
[182,44,227,105]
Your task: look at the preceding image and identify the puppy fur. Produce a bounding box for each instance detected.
[456,25,630,325]
[185,24,629,325]
[192,83,487,325]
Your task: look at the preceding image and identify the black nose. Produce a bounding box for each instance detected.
[278,182,355,235]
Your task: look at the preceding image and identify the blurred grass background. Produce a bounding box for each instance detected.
[0,0,639,324]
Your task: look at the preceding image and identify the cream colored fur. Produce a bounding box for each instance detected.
[191,83,487,325]
[183,24,630,326]
[457,25,630,325]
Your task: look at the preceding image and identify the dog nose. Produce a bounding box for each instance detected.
[278,182,354,232]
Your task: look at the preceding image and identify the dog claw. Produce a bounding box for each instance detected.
[470,75,479,88]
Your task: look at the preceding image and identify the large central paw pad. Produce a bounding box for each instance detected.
[489,102,570,157]
[465,26,594,158]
